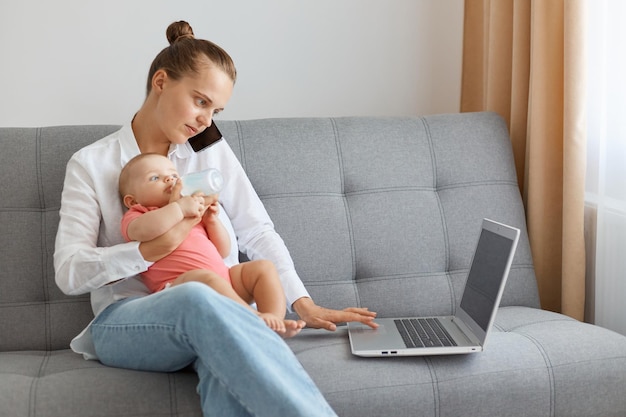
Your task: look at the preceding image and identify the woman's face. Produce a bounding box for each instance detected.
[155,64,234,145]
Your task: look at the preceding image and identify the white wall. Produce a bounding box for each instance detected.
[0,0,464,127]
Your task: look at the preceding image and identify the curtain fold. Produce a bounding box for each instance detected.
[461,0,587,320]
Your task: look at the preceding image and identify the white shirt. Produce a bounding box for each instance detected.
[54,124,309,359]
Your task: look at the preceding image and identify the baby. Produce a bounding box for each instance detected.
[118,153,305,336]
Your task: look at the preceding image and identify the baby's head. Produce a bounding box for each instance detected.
[119,153,180,209]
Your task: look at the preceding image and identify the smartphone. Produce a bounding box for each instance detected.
[188,122,223,152]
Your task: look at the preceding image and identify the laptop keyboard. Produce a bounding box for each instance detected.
[394,318,457,348]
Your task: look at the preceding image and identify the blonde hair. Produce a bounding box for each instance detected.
[118,153,165,197]
[146,20,237,96]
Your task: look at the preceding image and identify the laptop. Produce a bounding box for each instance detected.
[348,218,520,357]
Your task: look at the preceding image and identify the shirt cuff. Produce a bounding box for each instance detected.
[281,269,310,312]
[104,241,152,281]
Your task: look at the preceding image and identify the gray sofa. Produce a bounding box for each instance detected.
[1,112,626,417]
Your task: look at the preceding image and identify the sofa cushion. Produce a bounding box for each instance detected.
[286,306,626,417]
[0,350,201,416]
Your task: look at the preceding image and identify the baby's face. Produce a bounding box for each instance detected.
[128,155,180,208]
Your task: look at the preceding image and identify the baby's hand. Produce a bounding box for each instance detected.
[176,195,206,218]
[202,199,220,223]
[202,193,219,207]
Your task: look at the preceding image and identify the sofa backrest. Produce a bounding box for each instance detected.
[219,113,539,320]
[0,112,539,352]
[0,125,120,351]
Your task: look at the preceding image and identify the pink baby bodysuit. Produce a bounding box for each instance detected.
[121,204,231,292]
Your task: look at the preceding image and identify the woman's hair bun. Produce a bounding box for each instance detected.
[166,21,195,44]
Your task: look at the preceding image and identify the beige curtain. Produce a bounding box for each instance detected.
[461,0,587,320]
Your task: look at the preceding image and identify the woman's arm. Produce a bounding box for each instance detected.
[54,157,149,295]
[213,141,378,329]
[54,152,200,295]
[212,144,309,306]
[139,216,201,261]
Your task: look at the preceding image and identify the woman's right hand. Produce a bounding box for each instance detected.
[139,217,200,262]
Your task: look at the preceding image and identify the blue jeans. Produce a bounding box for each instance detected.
[90,282,337,417]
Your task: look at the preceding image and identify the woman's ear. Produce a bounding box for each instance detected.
[152,69,168,93]
[123,194,137,209]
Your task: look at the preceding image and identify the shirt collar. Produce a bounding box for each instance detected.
[169,141,194,159]
[118,124,141,165]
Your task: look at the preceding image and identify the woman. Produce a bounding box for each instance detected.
[54,20,376,417]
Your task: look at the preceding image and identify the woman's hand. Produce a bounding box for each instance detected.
[292,297,378,331]
[139,217,200,262]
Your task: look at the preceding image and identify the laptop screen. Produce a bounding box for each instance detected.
[459,228,515,331]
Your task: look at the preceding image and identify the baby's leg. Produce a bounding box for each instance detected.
[229,260,285,317]
[171,269,256,313]
[229,260,305,337]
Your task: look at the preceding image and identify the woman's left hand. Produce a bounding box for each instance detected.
[292,297,378,331]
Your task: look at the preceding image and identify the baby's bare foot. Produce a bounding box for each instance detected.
[258,313,305,338]
[259,313,286,333]
[281,319,306,338]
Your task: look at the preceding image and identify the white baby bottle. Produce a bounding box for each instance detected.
[180,168,224,196]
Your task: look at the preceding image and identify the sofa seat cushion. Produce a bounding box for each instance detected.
[0,350,201,417]
[286,306,626,417]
